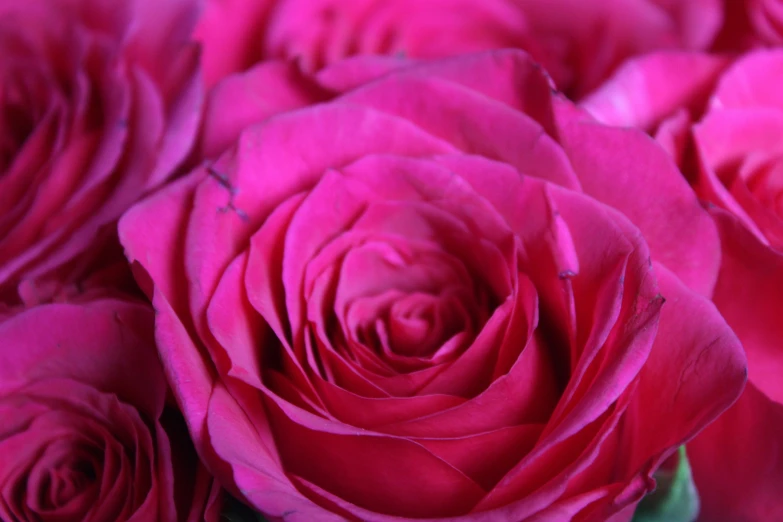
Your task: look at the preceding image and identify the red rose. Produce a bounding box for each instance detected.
[194,0,723,97]
[584,48,783,521]
[121,51,745,520]
[0,298,221,521]
[0,0,203,306]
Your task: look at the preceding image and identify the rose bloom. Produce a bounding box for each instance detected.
[0,298,221,521]
[194,0,723,97]
[0,0,202,306]
[121,51,746,520]
[585,48,783,521]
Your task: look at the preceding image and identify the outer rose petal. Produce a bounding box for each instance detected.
[689,384,783,522]
[710,49,783,110]
[322,50,722,295]
[206,383,332,519]
[612,263,746,480]
[327,50,722,296]
[0,300,164,417]
[676,209,783,521]
[198,60,331,159]
[707,209,783,405]
[192,0,276,89]
[582,52,729,130]
[554,100,722,296]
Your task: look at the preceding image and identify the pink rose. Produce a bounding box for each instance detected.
[0,298,221,521]
[194,0,723,97]
[585,49,783,521]
[0,0,203,306]
[121,51,745,520]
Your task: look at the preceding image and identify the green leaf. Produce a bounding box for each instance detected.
[632,446,700,522]
[220,494,269,522]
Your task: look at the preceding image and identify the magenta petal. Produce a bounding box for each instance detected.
[384,337,557,438]
[711,49,783,110]
[124,0,201,75]
[287,475,400,522]
[205,383,324,518]
[316,55,413,92]
[0,300,164,418]
[207,251,264,387]
[246,193,306,347]
[264,396,485,518]
[281,170,367,341]
[689,384,783,522]
[695,110,783,177]
[193,0,273,88]
[710,209,783,403]
[311,377,466,429]
[614,261,746,481]
[475,393,632,517]
[199,61,330,159]
[228,103,456,218]
[692,109,783,245]
[416,424,541,491]
[582,52,728,130]
[379,50,559,132]
[342,73,580,190]
[152,290,216,456]
[554,103,721,296]
[119,171,202,318]
[147,46,203,187]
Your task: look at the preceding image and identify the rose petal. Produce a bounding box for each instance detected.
[613,261,746,483]
[709,208,783,403]
[712,49,783,110]
[199,60,330,159]
[689,384,783,522]
[0,300,164,418]
[264,393,486,518]
[554,101,721,296]
[341,69,580,190]
[582,52,728,130]
[205,383,324,518]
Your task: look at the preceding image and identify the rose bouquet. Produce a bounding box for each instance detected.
[0,1,780,521]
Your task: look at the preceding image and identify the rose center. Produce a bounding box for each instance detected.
[369,290,472,358]
[743,155,783,218]
[31,441,101,512]
[50,459,97,506]
[336,240,491,364]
